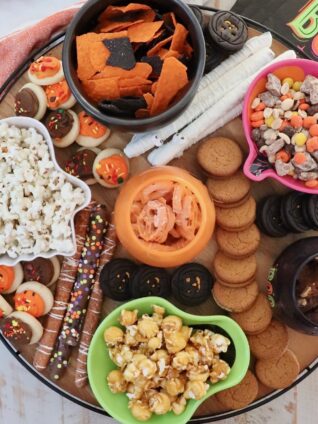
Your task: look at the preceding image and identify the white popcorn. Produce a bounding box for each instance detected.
[0,122,86,258]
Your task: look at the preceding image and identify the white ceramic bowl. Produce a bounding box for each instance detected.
[0,116,91,266]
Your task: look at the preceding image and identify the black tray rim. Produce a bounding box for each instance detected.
[0,5,316,422]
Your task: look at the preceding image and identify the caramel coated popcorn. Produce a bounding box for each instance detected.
[104,305,231,421]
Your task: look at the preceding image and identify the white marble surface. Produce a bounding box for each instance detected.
[0,0,317,423]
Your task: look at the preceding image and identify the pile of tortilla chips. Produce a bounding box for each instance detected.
[76,2,193,118]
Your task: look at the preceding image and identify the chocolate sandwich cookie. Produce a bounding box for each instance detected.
[131,266,171,298]
[100,258,138,301]
[256,196,288,237]
[304,195,318,230]
[171,263,213,306]
[280,192,311,233]
[208,11,247,53]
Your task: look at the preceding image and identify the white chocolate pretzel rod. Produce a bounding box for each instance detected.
[33,202,95,372]
[148,50,297,166]
[124,32,273,158]
[75,213,117,388]
[49,204,108,381]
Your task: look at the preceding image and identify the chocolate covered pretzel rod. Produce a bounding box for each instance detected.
[75,214,117,387]
[49,204,108,380]
[33,203,94,371]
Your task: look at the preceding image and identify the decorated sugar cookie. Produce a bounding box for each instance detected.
[22,257,61,288]
[0,311,43,345]
[76,112,110,147]
[28,56,64,86]
[0,263,23,294]
[14,83,47,120]
[65,147,101,185]
[45,80,76,110]
[0,295,13,319]
[45,109,79,148]
[93,148,129,188]
[14,281,54,317]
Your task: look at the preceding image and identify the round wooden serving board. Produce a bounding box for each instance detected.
[0,26,318,422]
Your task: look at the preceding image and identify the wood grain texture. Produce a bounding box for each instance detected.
[0,0,317,422]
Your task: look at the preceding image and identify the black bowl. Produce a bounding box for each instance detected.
[62,0,205,132]
[269,237,318,335]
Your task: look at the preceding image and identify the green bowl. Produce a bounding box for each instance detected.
[88,297,250,424]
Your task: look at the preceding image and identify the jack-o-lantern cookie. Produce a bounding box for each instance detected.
[76,112,111,147]
[28,56,64,86]
[0,263,23,294]
[45,80,76,110]
[0,311,43,345]
[93,148,129,188]
[14,281,54,317]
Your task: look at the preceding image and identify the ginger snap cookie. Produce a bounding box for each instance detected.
[248,319,289,360]
[255,349,300,389]
[213,251,257,287]
[206,171,251,208]
[212,280,259,312]
[197,136,243,178]
[215,196,256,232]
[216,370,259,410]
[230,293,272,335]
[216,224,261,259]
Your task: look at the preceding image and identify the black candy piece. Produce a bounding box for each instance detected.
[103,37,136,70]
[131,266,171,298]
[171,263,213,306]
[141,56,163,79]
[208,11,247,52]
[256,196,288,238]
[99,96,147,116]
[100,258,138,301]
[280,192,311,233]
[306,195,318,230]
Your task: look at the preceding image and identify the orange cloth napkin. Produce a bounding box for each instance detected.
[0,1,86,88]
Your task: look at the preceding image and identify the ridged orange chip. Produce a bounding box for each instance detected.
[127,21,164,43]
[92,62,152,80]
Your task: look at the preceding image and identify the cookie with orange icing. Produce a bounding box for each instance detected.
[14,281,54,317]
[1,311,43,345]
[45,80,76,110]
[76,112,111,147]
[0,263,23,294]
[28,56,64,86]
[93,148,129,188]
[0,295,13,319]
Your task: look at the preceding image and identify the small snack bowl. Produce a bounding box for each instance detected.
[62,0,205,132]
[87,296,250,424]
[0,116,91,266]
[242,58,318,194]
[114,166,215,268]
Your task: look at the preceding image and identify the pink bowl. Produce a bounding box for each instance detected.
[243,58,318,194]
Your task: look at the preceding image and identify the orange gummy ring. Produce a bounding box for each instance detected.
[14,290,45,317]
[0,265,15,293]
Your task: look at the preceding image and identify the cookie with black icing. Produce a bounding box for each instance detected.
[171,263,213,306]
[100,258,137,301]
[131,265,171,298]
[256,196,288,238]
[280,192,310,233]
[208,11,247,52]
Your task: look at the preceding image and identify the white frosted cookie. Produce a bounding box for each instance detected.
[28,56,64,86]
[15,83,47,120]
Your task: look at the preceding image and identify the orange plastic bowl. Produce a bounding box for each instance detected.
[114,166,215,267]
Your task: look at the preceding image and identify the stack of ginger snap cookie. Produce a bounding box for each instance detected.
[197,136,300,410]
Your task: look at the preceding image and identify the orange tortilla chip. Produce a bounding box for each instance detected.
[147,35,173,56]
[76,33,102,80]
[150,57,188,116]
[151,81,158,95]
[89,41,110,73]
[118,76,152,88]
[127,21,164,43]
[170,23,188,53]
[99,19,143,33]
[92,62,152,80]
[120,86,144,97]
[82,78,120,101]
[135,108,150,118]
[101,31,128,39]
[144,93,154,108]
[157,48,181,60]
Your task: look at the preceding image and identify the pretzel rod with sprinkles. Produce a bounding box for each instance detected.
[75,213,117,388]
[49,204,108,381]
[33,202,94,372]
